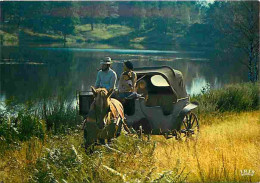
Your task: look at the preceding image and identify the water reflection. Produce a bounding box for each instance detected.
[0,45,247,103]
[37,47,205,55]
[186,77,207,96]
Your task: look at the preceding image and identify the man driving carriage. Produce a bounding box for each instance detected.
[94,57,117,91]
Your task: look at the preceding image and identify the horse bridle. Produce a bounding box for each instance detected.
[92,93,111,127]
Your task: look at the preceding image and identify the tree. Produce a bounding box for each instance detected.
[206,1,259,82]
[79,2,117,31]
[49,2,80,41]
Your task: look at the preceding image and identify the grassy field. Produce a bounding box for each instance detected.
[153,111,260,182]
[0,24,134,44]
[1,23,173,45]
[0,111,259,183]
[75,24,134,41]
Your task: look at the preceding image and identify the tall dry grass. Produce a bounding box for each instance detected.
[153,111,260,183]
[0,111,259,182]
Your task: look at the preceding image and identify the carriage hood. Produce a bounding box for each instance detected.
[134,66,188,99]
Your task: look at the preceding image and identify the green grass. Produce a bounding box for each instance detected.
[1,23,176,45]
[74,24,134,41]
[0,30,19,43]
[1,24,134,44]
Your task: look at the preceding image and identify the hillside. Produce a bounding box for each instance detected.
[1,24,175,45]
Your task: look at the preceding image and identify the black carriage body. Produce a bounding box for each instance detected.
[78,91,94,116]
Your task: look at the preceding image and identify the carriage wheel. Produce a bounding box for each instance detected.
[178,112,199,139]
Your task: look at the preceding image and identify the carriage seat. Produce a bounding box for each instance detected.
[145,94,174,115]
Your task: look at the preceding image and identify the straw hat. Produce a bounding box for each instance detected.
[100,57,112,64]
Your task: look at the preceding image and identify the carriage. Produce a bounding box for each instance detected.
[78,66,199,140]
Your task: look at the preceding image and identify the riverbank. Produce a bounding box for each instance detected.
[0,24,178,46]
[0,111,259,182]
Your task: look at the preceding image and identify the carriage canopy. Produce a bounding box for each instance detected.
[134,66,188,99]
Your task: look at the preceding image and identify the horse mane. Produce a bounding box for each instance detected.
[95,88,108,95]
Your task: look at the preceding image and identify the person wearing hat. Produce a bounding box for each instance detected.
[118,61,137,98]
[94,57,117,91]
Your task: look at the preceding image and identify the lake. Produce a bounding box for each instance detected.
[0,43,247,104]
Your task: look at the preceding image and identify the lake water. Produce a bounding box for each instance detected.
[0,43,247,104]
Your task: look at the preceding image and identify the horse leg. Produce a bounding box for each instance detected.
[84,122,99,154]
[85,143,94,154]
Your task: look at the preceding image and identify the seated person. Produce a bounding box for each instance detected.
[95,57,117,91]
[118,61,137,99]
[118,61,137,115]
[136,80,148,101]
[137,79,173,115]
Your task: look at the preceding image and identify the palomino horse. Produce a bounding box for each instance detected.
[83,86,126,153]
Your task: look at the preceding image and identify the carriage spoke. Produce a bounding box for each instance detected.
[183,118,188,129]
[179,112,199,140]
[191,115,196,127]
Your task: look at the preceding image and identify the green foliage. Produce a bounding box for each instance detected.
[0,98,45,146]
[0,117,19,144]
[192,83,259,114]
[17,111,45,141]
[1,1,203,45]
[0,96,82,152]
[42,98,82,134]
[0,110,45,145]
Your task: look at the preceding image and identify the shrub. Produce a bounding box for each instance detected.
[192,82,259,113]
[0,117,19,144]
[0,111,45,143]
[42,99,82,134]
[17,111,46,141]
[0,96,82,146]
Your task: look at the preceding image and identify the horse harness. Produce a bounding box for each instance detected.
[86,97,123,128]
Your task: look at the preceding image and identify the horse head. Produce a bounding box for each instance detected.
[90,86,114,127]
[91,86,114,112]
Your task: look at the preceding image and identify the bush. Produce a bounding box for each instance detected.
[191,83,259,113]
[0,96,83,148]
[42,98,82,134]
[0,111,45,143]
[0,118,19,144]
[17,111,46,141]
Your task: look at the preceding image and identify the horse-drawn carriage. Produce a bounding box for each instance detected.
[78,66,199,150]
